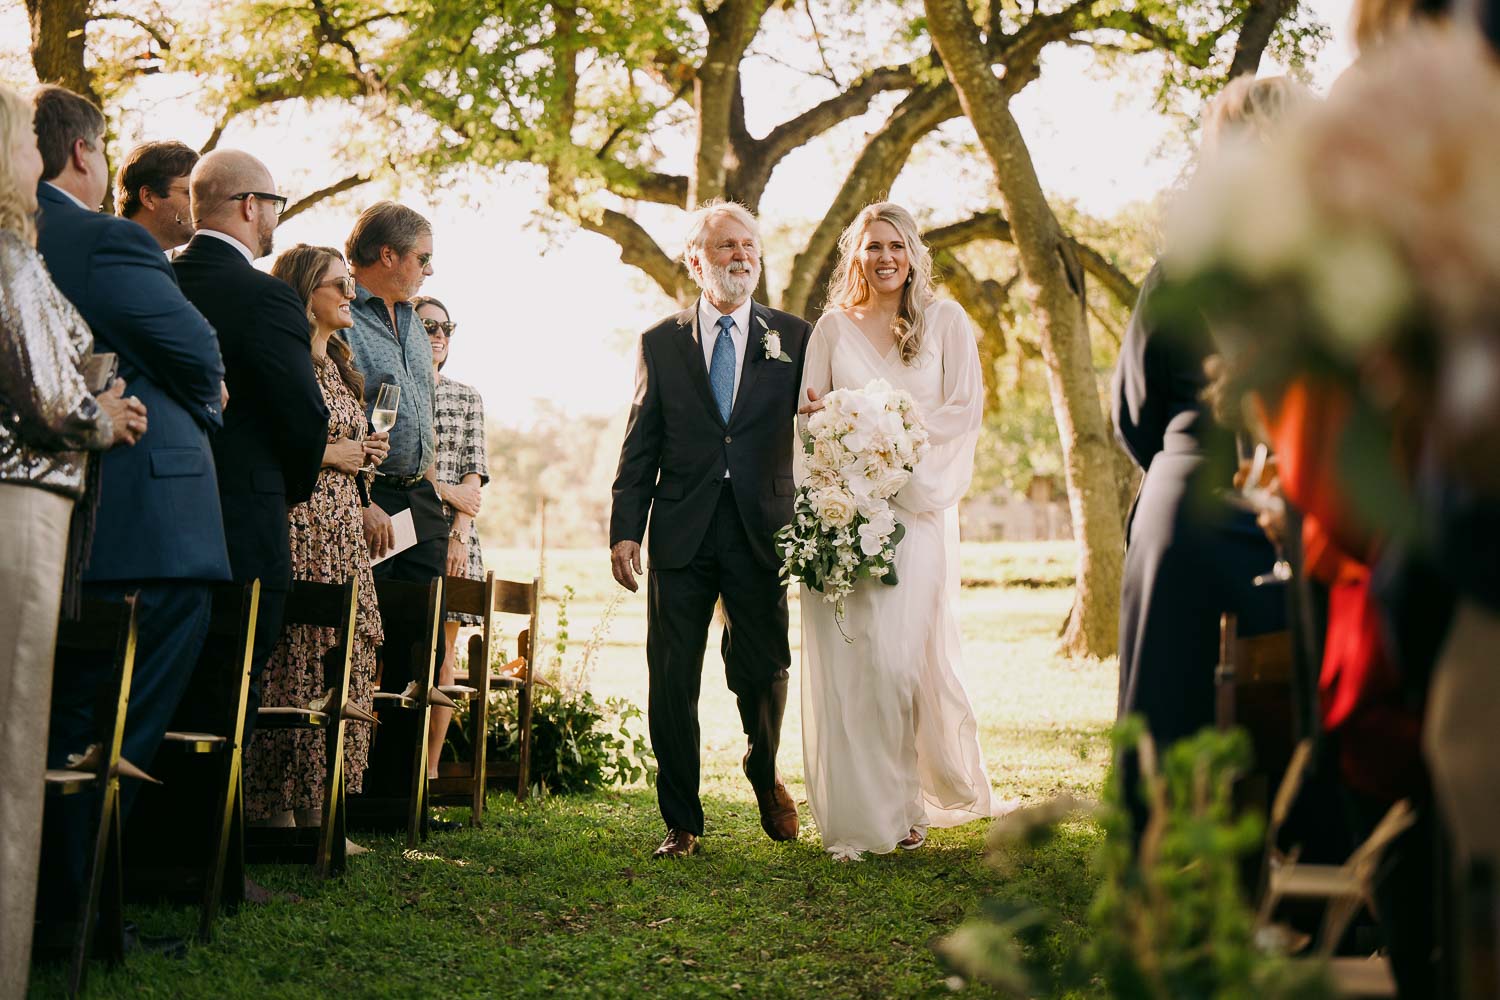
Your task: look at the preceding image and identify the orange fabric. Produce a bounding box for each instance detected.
[1257,378,1422,800]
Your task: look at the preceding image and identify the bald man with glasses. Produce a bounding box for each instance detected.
[173,149,330,760]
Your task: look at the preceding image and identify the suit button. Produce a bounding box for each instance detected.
[724,435,732,444]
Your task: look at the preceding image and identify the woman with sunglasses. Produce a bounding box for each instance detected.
[414,295,489,779]
[241,244,389,842]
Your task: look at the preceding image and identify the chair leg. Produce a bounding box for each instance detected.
[198,752,241,940]
[316,720,345,879]
[470,668,488,828]
[516,683,533,802]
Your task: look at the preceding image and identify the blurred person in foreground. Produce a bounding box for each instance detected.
[0,79,145,998]
[415,294,489,779]
[243,244,386,850]
[116,140,198,252]
[1110,75,1309,839]
[32,82,229,929]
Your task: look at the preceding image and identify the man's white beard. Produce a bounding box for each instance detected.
[703,260,757,304]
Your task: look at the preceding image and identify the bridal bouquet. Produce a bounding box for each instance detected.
[777,378,929,632]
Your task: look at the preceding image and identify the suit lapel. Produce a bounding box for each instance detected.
[726,301,769,428]
[672,305,726,428]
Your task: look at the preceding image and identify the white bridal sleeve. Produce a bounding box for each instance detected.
[897,300,984,513]
[795,316,837,487]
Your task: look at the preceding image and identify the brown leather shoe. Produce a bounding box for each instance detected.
[752,777,799,842]
[652,829,700,859]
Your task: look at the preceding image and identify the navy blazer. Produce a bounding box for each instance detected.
[173,234,328,594]
[35,183,231,583]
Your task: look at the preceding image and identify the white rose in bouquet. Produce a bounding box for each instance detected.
[810,486,857,527]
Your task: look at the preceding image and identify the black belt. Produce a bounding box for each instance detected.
[373,471,426,490]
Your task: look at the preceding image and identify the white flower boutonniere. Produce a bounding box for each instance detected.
[757,314,792,362]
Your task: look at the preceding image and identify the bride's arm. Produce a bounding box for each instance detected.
[794,316,836,486]
[896,300,984,512]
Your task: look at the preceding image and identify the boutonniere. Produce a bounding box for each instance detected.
[757,315,792,362]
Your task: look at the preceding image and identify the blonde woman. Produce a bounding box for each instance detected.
[797,202,996,861]
[0,80,144,991]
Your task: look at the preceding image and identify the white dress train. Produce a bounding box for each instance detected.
[799,299,997,859]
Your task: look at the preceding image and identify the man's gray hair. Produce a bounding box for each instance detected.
[680,199,760,266]
[346,201,432,268]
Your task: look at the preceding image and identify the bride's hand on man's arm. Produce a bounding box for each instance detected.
[798,387,825,416]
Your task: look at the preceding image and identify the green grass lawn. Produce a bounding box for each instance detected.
[30,543,1116,999]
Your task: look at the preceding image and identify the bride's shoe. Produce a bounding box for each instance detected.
[898,827,927,850]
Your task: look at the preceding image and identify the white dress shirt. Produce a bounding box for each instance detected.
[697,296,751,408]
[42,181,93,212]
[196,228,256,265]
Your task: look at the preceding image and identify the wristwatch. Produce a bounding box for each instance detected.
[449,528,465,541]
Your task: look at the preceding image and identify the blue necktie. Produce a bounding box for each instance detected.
[709,315,735,423]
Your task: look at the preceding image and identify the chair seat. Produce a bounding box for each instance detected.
[453,673,523,689]
[44,769,97,794]
[371,691,417,709]
[257,706,329,729]
[1325,956,1397,997]
[437,684,478,700]
[1270,863,1362,899]
[161,730,228,753]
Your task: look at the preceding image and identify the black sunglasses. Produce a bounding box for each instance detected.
[421,317,456,337]
[229,191,289,216]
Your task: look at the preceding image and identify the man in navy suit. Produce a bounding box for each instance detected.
[174,149,329,752]
[32,85,230,918]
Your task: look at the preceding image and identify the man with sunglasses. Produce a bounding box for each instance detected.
[174,150,331,803]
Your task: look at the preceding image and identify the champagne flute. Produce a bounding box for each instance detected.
[1241,443,1293,586]
[364,382,399,472]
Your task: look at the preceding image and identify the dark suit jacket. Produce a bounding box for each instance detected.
[610,300,812,571]
[34,183,231,583]
[173,234,329,594]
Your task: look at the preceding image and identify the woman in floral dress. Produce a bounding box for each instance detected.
[244,245,389,829]
[414,295,489,777]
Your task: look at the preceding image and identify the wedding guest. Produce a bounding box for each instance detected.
[341,202,443,575]
[244,245,388,839]
[116,140,198,251]
[1111,75,1308,837]
[415,295,489,778]
[0,79,145,999]
[339,202,454,827]
[32,83,229,925]
[174,150,330,763]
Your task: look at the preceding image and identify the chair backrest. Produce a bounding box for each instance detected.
[443,573,541,674]
[1217,613,1297,777]
[174,581,261,744]
[373,577,444,688]
[284,578,360,698]
[55,595,140,777]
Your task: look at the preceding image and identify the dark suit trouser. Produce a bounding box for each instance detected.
[647,485,790,836]
[40,580,212,920]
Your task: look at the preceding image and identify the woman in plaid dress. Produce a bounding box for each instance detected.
[415,296,489,777]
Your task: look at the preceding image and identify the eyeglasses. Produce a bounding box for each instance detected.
[318,276,356,297]
[420,317,456,337]
[228,191,289,216]
[408,249,433,268]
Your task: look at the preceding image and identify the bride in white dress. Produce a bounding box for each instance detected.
[798,202,997,861]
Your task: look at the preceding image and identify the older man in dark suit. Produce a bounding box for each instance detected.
[609,201,811,859]
[32,85,230,919]
[173,149,330,752]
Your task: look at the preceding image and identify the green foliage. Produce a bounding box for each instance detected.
[940,722,1334,999]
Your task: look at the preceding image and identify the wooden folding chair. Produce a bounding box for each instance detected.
[42,594,139,997]
[244,578,359,879]
[122,580,258,939]
[430,573,541,819]
[1259,741,1415,997]
[1217,613,1298,815]
[348,577,444,848]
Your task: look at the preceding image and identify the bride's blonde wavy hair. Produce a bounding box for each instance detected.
[826,202,936,365]
[0,83,39,245]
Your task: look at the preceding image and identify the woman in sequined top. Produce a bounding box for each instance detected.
[0,80,145,991]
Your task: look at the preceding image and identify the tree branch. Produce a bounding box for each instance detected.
[924,210,1139,310]
[1228,0,1299,79]
[93,10,172,52]
[578,207,694,303]
[281,173,372,222]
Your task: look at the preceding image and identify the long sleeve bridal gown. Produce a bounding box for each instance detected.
[798,298,997,859]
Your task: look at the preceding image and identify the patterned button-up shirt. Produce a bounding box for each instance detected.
[339,283,435,477]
